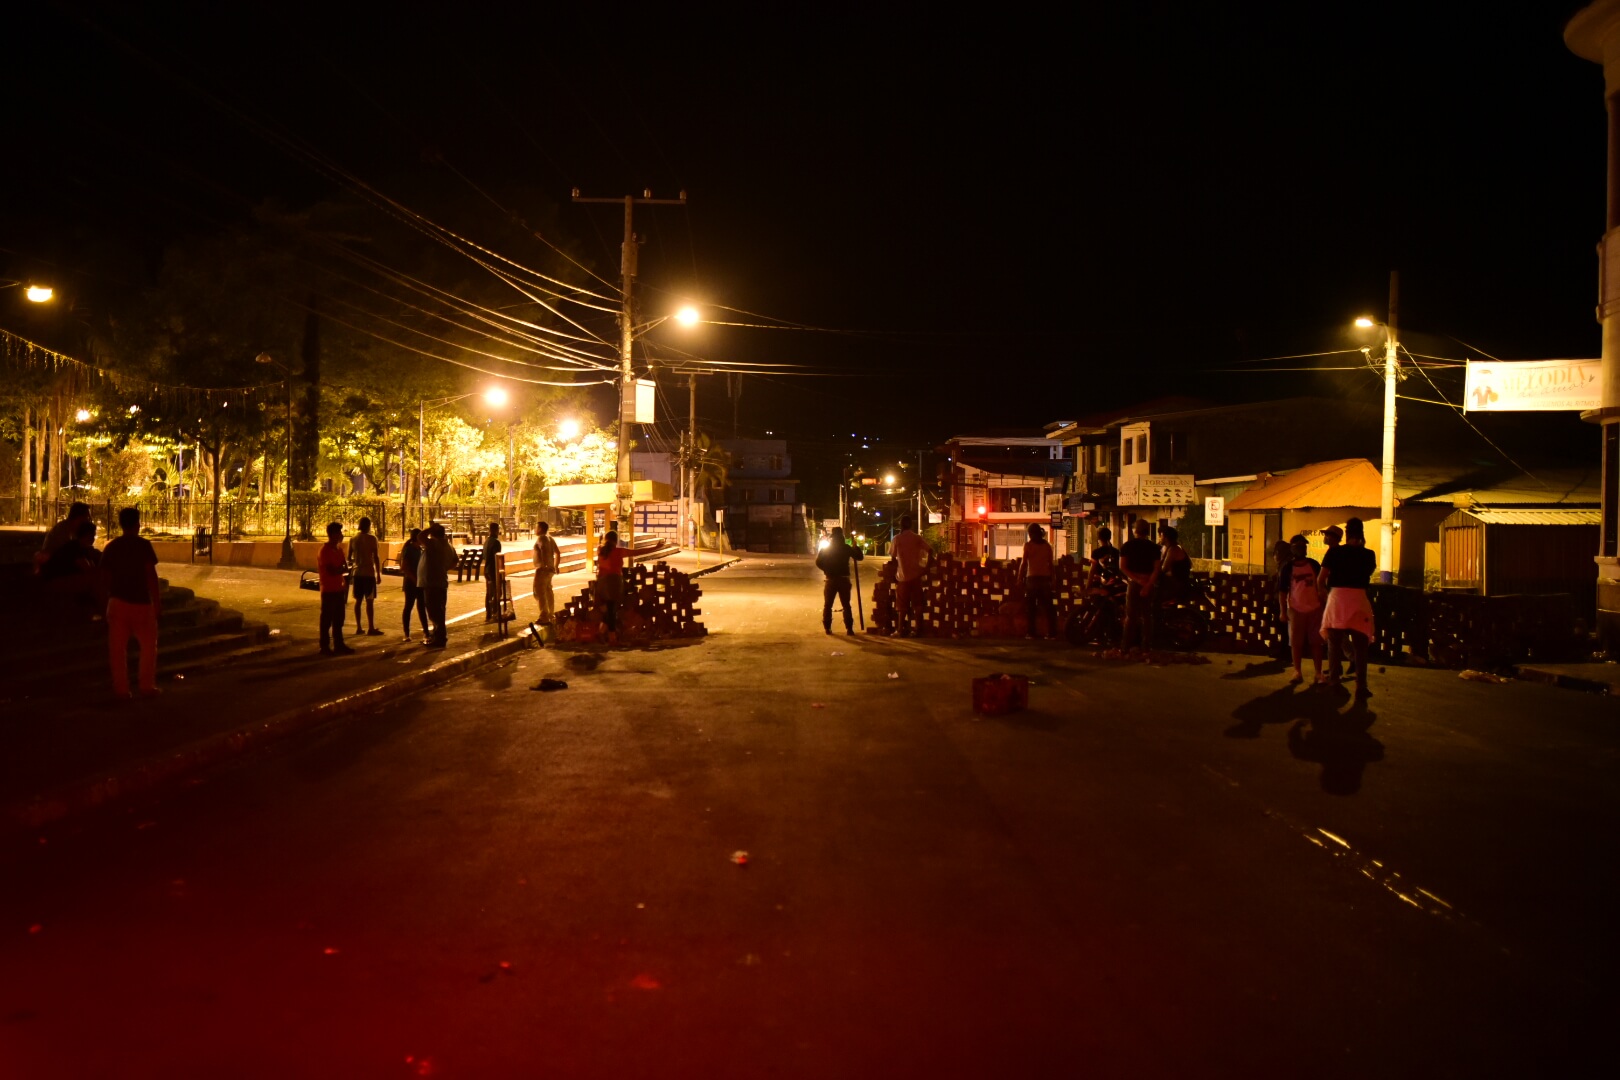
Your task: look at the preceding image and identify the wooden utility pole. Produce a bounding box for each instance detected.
[570,188,687,552]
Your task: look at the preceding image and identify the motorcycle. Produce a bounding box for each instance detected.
[1066,569,1210,651]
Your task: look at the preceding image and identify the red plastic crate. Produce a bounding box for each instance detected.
[972,673,1029,715]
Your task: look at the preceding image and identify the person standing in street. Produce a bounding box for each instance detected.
[1087,526,1119,588]
[421,522,454,648]
[816,526,863,636]
[101,506,162,698]
[1158,525,1192,602]
[532,520,561,624]
[1119,519,1161,654]
[1318,517,1376,697]
[482,521,503,621]
[400,528,430,643]
[1283,534,1324,685]
[888,514,930,638]
[318,522,354,656]
[349,516,382,637]
[595,529,627,644]
[1017,522,1056,639]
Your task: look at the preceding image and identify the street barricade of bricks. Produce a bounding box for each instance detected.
[554,561,706,645]
[867,552,1583,669]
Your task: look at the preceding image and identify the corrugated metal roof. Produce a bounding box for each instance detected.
[1227,458,1383,511]
[1465,508,1602,526]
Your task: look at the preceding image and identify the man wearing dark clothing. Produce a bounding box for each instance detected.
[421,522,455,648]
[1119,519,1161,651]
[41,501,91,560]
[400,529,430,642]
[41,520,100,582]
[816,527,863,635]
[1087,526,1119,587]
[482,522,503,621]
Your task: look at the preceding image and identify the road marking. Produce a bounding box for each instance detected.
[1198,764,1468,924]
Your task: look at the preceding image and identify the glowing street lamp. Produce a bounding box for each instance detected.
[483,386,509,408]
[25,285,53,303]
[557,418,581,441]
[675,305,701,327]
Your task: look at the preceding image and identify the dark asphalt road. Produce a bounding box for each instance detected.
[3,555,1616,1079]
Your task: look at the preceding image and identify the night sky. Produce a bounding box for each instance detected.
[0,3,1603,459]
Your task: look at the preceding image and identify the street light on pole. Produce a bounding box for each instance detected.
[571,188,689,548]
[1354,269,1401,585]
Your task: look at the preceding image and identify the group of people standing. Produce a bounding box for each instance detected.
[317,517,460,655]
[1275,518,1377,697]
[319,518,581,654]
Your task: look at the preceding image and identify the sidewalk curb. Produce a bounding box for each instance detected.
[4,634,532,835]
[1514,665,1618,695]
[688,556,741,579]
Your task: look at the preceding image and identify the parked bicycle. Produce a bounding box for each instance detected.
[1066,568,1211,650]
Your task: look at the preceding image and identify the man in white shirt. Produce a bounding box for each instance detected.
[532,520,562,623]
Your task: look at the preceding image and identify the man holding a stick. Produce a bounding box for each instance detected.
[816,526,864,636]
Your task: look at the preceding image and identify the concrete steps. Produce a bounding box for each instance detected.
[3,581,275,701]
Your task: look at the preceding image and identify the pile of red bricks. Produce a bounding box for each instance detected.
[870,552,1089,638]
[555,561,706,644]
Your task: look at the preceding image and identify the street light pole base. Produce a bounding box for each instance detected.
[277,536,298,570]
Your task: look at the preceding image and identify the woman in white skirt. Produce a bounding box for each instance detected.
[1318,517,1377,697]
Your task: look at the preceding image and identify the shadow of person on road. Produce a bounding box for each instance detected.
[1226,683,1339,739]
[1220,658,1290,681]
[1287,699,1384,795]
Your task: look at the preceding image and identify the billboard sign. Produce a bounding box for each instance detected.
[1205,496,1225,526]
[1463,359,1601,412]
[1118,473,1195,506]
[634,379,657,423]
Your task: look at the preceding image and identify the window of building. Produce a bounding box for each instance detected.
[743,488,754,502]
[989,487,1041,513]
[768,455,784,471]
[1135,434,1147,464]
[769,487,786,502]
[1122,438,1133,467]
[1166,431,1185,463]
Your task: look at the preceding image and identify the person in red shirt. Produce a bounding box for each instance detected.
[100,506,162,699]
[888,514,931,638]
[318,521,355,656]
[596,530,628,644]
[1017,523,1056,639]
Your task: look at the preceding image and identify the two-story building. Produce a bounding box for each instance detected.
[720,438,814,554]
[1050,396,1380,560]
[942,432,1073,560]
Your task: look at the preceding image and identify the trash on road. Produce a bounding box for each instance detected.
[532,678,569,691]
[887,672,899,679]
[269,628,281,635]
[972,673,1029,715]
[830,651,844,656]
[1458,669,1511,684]
[731,851,750,866]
